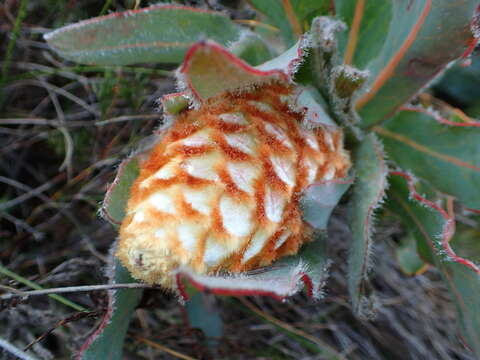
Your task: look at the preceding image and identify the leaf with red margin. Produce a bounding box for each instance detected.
[347,133,388,317]
[176,236,330,301]
[80,157,144,359]
[161,91,190,116]
[248,0,331,47]
[386,171,480,356]
[101,156,141,225]
[376,107,480,210]
[78,256,143,360]
[44,5,241,66]
[335,0,479,127]
[178,40,298,103]
[256,35,310,77]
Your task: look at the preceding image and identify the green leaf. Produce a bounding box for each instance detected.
[386,172,480,356]
[377,108,480,210]
[335,0,392,69]
[335,0,478,127]
[385,176,437,265]
[44,5,240,66]
[80,259,143,360]
[451,227,480,264]
[328,64,368,127]
[433,55,480,110]
[347,134,387,316]
[249,0,330,47]
[301,16,346,94]
[102,157,140,225]
[229,32,276,66]
[395,232,428,276]
[178,41,288,102]
[185,292,223,348]
[80,157,143,358]
[162,92,190,115]
[444,263,480,356]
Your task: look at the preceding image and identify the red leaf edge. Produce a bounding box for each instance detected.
[75,302,113,360]
[161,90,189,115]
[179,41,289,103]
[101,157,135,225]
[75,248,119,359]
[400,105,480,128]
[175,270,314,302]
[465,207,480,214]
[362,135,388,266]
[286,35,310,77]
[462,37,478,59]
[390,170,480,275]
[462,5,480,58]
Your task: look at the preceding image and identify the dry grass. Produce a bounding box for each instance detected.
[0,1,476,359]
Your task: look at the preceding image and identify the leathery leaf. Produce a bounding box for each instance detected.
[45,5,240,66]
[347,134,388,317]
[386,172,480,356]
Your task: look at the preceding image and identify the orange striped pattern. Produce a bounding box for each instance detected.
[117,83,350,287]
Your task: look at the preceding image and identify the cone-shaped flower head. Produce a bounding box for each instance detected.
[116,41,351,288]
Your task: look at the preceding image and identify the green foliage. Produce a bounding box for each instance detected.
[335,0,478,127]
[395,233,427,276]
[229,32,276,66]
[81,259,143,360]
[379,109,480,209]
[45,5,241,65]
[91,69,150,116]
[386,174,480,355]
[79,157,145,359]
[184,292,223,348]
[102,157,140,224]
[248,0,331,46]
[43,1,480,358]
[347,134,387,316]
[433,56,480,115]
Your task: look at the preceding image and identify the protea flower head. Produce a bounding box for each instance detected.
[108,39,351,298]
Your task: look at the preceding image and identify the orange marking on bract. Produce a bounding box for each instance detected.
[178,193,205,219]
[261,154,289,193]
[253,177,267,225]
[182,172,215,188]
[168,122,200,142]
[217,165,248,199]
[217,137,252,162]
[170,144,213,157]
